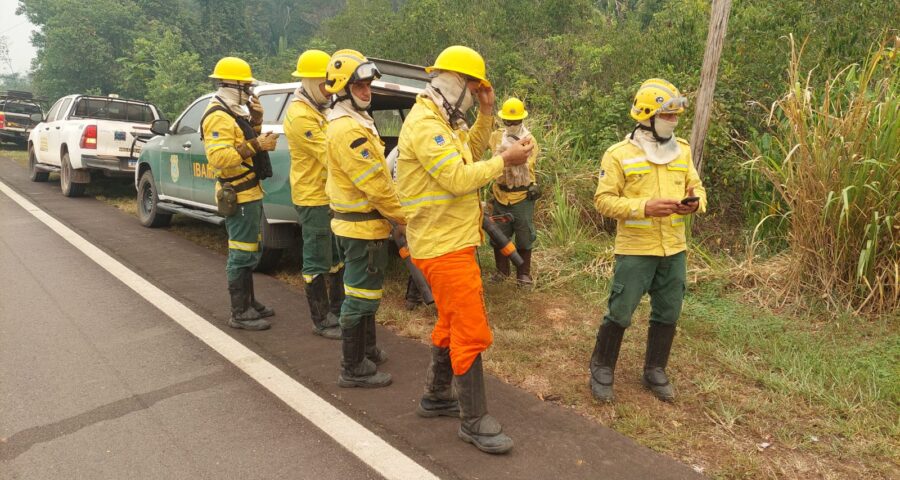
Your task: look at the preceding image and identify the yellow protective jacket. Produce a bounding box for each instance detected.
[488,128,540,205]
[397,96,504,259]
[594,137,707,257]
[201,100,263,204]
[325,115,405,240]
[283,99,329,206]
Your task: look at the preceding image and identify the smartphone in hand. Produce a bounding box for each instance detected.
[681,196,700,205]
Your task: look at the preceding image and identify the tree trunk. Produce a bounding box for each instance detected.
[690,0,732,176]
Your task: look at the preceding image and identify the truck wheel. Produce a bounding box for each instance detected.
[60,152,87,197]
[137,169,172,228]
[28,145,49,182]
[255,216,290,273]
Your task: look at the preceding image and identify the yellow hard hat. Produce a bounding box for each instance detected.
[498,97,528,121]
[292,49,330,78]
[426,45,491,87]
[209,57,255,83]
[630,78,688,122]
[325,49,381,94]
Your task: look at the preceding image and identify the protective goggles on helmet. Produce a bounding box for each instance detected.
[350,62,381,84]
[659,96,689,113]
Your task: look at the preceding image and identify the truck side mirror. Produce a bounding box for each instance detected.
[150,119,171,136]
[30,113,44,122]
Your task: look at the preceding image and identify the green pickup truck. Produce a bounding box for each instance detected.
[134,58,427,271]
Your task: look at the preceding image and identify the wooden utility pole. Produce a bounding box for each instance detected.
[690,0,732,176]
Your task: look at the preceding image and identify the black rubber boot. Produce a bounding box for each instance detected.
[642,322,676,402]
[306,275,340,339]
[365,315,388,365]
[338,320,391,388]
[589,322,625,403]
[248,271,275,318]
[491,247,510,282]
[417,346,460,418]
[516,248,533,286]
[227,270,270,331]
[455,355,513,454]
[404,276,424,311]
[325,268,345,328]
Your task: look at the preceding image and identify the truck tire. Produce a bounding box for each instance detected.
[60,152,87,197]
[255,216,290,273]
[137,169,172,228]
[28,145,49,182]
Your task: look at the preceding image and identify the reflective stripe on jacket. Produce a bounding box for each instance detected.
[488,128,540,206]
[397,96,504,259]
[284,99,329,206]
[201,101,262,204]
[594,137,707,256]
[325,116,405,240]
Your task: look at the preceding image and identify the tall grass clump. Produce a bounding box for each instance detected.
[748,36,899,314]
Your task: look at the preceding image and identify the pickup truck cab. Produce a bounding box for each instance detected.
[27,94,162,197]
[0,90,44,147]
[134,58,427,271]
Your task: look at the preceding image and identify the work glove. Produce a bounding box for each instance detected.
[248,95,264,126]
[251,132,278,152]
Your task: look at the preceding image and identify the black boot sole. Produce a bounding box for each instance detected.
[416,403,460,418]
[457,428,514,454]
[227,318,271,331]
[641,376,675,402]
[338,375,392,388]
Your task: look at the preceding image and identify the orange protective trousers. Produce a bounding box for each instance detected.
[413,247,493,375]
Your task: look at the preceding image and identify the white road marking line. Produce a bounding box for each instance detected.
[0,180,440,480]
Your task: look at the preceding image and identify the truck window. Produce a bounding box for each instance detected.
[371,109,406,137]
[175,97,211,135]
[71,98,156,123]
[258,92,288,124]
[56,98,72,121]
[2,101,42,115]
[45,99,64,122]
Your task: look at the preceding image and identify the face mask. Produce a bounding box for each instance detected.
[505,122,524,138]
[432,72,472,120]
[654,117,678,140]
[301,78,329,107]
[350,87,371,110]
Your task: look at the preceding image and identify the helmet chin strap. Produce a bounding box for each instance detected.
[434,86,468,125]
[631,116,672,143]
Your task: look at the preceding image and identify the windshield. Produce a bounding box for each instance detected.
[71,98,156,123]
[2,101,42,115]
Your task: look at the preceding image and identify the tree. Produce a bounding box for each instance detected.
[118,24,207,119]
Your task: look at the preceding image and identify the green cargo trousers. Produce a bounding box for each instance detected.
[295,205,343,282]
[225,200,262,283]
[491,198,537,250]
[336,236,388,328]
[603,252,686,328]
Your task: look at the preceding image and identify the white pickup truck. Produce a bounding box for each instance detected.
[27,94,162,197]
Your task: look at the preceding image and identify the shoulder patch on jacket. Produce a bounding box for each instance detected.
[349,137,367,149]
[434,135,446,146]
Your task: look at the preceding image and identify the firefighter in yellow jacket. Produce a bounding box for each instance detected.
[284,49,344,340]
[488,97,541,285]
[201,57,279,331]
[397,46,533,454]
[589,78,706,403]
[324,50,406,388]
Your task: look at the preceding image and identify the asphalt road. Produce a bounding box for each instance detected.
[0,155,703,480]
[0,185,381,480]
